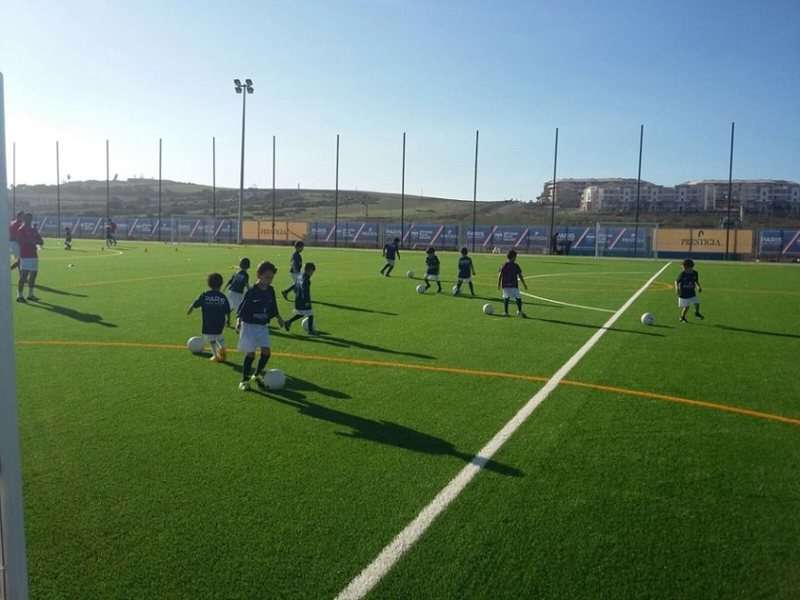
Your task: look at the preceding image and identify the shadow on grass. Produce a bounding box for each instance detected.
[252,376,522,478]
[490,314,664,337]
[35,284,88,298]
[713,324,800,339]
[23,299,117,327]
[313,300,397,316]
[270,329,435,360]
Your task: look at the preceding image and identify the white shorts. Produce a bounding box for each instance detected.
[290,272,302,284]
[678,296,699,308]
[19,258,38,272]
[502,287,521,299]
[293,309,313,317]
[204,333,225,346]
[458,277,472,283]
[227,291,244,313]
[385,259,396,266]
[424,274,440,282]
[9,241,20,257]
[238,322,271,353]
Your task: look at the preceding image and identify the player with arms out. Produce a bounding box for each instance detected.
[676,258,704,322]
[284,262,317,335]
[281,241,304,300]
[497,249,528,317]
[187,273,231,362]
[380,237,400,277]
[224,257,250,327]
[423,246,442,293]
[454,247,476,296]
[15,213,43,302]
[237,261,285,391]
[8,210,24,270]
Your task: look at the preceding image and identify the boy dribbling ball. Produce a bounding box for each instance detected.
[284,262,317,335]
[676,258,704,323]
[423,247,442,293]
[455,247,476,296]
[497,249,528,317]
[281,241,305,300]
[237,261,285,391]
[187,273,231,362]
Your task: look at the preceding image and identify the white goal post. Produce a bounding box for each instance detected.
[0,72,30,600]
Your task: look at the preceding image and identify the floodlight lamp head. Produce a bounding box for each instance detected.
[234,79,242,86]
[235,87,242,94]
[246,86,254,94]
[245,78,253,86]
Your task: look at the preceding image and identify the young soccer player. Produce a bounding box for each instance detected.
[8,210,23,271]
[224,257,251,326]
[15,213,43,302]
[64,226,72,250]
[284,262,317,335]
[237,261,285,391]
[423,246,442,293]
[455,247,476,296]
[676,258,704,322]
[380,237,400,276]
[281,241,304,300]
[497,249,528,317]
[187,273,231,362]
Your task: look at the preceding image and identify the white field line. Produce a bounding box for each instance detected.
[336,261,672,600]
[520,290,615,313]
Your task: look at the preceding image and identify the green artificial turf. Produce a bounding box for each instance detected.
[10,240,800,599]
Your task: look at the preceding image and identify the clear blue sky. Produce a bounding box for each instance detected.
[1,0,798,200]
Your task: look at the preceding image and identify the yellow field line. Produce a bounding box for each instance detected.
[15,339,799,428]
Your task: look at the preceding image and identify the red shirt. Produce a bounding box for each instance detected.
[16,225,43,259]
[8,219,22,242]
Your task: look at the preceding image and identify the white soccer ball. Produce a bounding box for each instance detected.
[264,369,286,390]
[406,270,415,278]
[186,336,205,353]
[301,317,312,332]
[483,303,495,315]
[416,284,426,294]
[641,312,655,326]
[452,285,460,296]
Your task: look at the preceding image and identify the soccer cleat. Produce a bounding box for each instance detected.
[16,297,26,303]
[27,295,39,301]
[217,348,226,361]
[251,374,267,390]
[210,355,220,363]
[680,317,688,323]
[238,380,250,392]
[695,313,705,320]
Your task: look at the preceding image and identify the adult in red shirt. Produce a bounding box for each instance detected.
[16,213,43,303]
[8,210,24,271]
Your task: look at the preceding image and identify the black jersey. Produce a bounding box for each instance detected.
[290,251,303,274]
[458,256,473,279]
[426,254,440,275]
[227,270,249,294]
[237,285,279,325]
[384,243,399,260]
[676,270,700,298]
[294,276,313,311]
[192,290,230,335]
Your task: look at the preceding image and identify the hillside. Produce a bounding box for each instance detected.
[9,179,800,228]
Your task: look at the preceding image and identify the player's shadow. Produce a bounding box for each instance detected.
[23,300,117,327]
[255,378,523,478]
[35,285,88,298]
[313,301,397,316]
[455,293,561,309]
[520,315,664,337]
[713,324,800,339]
[270,329,435,360]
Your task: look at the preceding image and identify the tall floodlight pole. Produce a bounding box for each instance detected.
[105,139,110,220]
[724,121,735,260]
[272,135,276,245]
[11,140,15,213]
[0,71,31,600]
[549,127,559,254]
[56,140,61,234]
[234,78,254,244]
[334,134,340,248]
[158,138,163,241]
[212,136,216,219]
[472,129,479,252]
[401,132,406,247]
[633,124,644,258]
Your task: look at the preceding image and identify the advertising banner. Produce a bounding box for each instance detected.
[655,228,753,255]
[759,229,800,258]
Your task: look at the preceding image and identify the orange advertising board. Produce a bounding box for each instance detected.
[655,228,753,254]
[243,221,308,242]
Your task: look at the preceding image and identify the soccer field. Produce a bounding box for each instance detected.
[10,240,800,599]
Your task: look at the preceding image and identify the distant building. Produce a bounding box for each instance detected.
[540,178,800,213]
